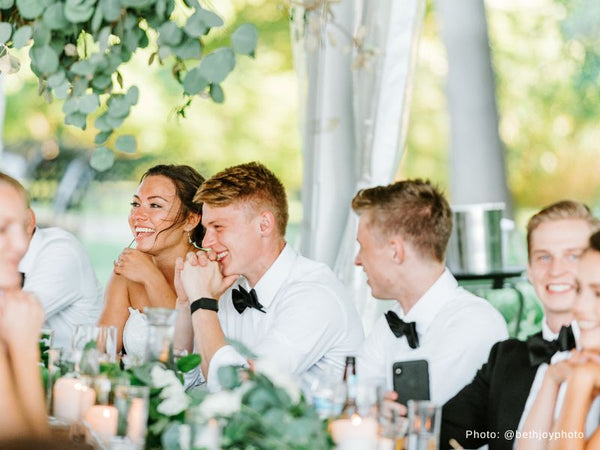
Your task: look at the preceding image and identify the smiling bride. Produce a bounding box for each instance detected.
[98,164,204,364]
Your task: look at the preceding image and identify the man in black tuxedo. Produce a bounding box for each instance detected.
[441,200,599,450]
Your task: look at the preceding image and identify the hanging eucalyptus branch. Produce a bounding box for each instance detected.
[0,0,257,170]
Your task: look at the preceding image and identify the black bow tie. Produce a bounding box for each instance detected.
[232,286,266,314]
[385,311,419,349]
[527,325,576,366]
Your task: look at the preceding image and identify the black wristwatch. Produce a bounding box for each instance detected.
[190,297,219,314]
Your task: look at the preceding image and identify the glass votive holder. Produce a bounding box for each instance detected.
[144,307,177,364]
[112,384,150,450]
[379,410,409,450]
[81,375,119,444]
[186,407,221,450]
[72,324,118,363]
[406,400,441,450]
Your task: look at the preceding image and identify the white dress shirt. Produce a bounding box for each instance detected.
[517,321,600,438]
[357,269,508,405]
[19,227,103,349]
[206,244,365,391]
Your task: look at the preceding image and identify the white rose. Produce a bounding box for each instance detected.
[157,388,190,416]
[151,365,181,389]
[253,358,301,404]
[199,390,242,419]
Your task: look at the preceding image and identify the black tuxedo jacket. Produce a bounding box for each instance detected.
[440,334,542,450]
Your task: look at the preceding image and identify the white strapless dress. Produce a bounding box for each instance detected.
[122,307,148,368]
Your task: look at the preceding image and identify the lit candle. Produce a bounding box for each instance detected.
[127,398,147,441]
[84,405,118,438]
[53,377,96,422]
[192,418,220,450]
[331,415,379,450]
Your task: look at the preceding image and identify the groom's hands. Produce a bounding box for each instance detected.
[178,250,238,301]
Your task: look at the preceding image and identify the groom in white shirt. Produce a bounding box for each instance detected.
[352,179,508,405]
[176,162,364,390]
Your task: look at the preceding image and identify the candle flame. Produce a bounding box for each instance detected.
[350,414,362,426]
[102,408,111,418]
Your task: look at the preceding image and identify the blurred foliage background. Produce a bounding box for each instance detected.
[2,0,599,333]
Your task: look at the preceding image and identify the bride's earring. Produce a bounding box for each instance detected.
[185,229,192,245]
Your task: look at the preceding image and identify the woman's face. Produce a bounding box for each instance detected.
[0,184,30,289]
[573,249,600,352]
[128,175,188,254]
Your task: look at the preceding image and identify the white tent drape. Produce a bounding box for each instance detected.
[292,0,425,332]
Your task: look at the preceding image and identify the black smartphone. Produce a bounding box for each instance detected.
[392,359,430,404]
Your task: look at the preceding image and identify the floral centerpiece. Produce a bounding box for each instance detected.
[94,351,332,450]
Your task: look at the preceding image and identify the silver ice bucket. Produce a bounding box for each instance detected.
[446,203,504,274]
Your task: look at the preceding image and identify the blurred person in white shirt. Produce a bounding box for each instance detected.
[0,172,48,440]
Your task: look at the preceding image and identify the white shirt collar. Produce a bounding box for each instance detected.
[541,318,580,346]
[236,243,296,309]
[17,227,38,274]
[399,268,458,334]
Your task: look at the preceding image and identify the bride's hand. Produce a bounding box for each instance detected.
[114,248,159,284]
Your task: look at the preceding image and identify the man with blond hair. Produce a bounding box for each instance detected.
[441,200,599,450]
[176,162,364,390]
[353,179,508,403]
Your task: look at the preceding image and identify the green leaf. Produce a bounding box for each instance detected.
[47,70,66,88]
[54,82,69,99]
[0,0,15,8]
[176,354,201,373]
[12,26,33,49]
[157,21,182,47]
[31,45,59,74]
[72,77,88,96]
[94,130,112,144]
[198,48,235,84]
[71,60,94,76]
[32,22,51,46]
[172,38,201,60]
[83,340,97,351]
[197,7,223,28]
[100,0,120,22]
[125,85,138,105]
[16,0,45,19]
[182,67,208,95]
[63,96,79,114]
[232,23,258,56]
[217,365,241,390]
[0,23,12,44]
[94,113,113,131]
[65,111,87,129]
[91,74,112,90]
[64,0,96,23]
[43,3,69,30]
[90,3,103,33]
[107,94,130,118]
[119,0,152,8]
[98,26,111,52]
[79,93,99,114]
[115,134,136,153]
[209,83,224,103]
[183,12,208,38]
[90,146,115,171]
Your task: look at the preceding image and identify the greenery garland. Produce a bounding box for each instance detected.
[0,0,257,170]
